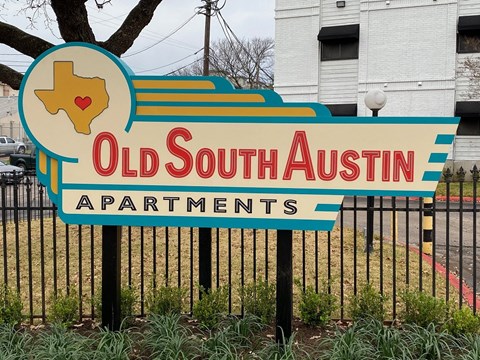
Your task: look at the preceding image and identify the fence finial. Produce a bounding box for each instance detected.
[443,167,453,183]
[456,166,466,182]
[471,164,480,182]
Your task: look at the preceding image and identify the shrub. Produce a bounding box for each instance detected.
[193,286,228,329]
[348,283,386,322]
[48,288,79,327]
[297,281,336,327]
[93,286,138,325]
[399,289,449,328]
[443,306,480,336]
[0,285,23,326]
[241,279,275,325]
[145,283,186,316]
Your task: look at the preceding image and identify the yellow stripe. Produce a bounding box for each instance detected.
[136,106,316,117]
[136,93,265,103]
[50,158,58,195]
[39,151,47,175]
[422,242,432,255]
[423,216,433,230]
[424,197,433,204]
[133,80,215,90]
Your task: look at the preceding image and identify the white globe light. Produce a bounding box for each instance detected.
[364,89,387,111]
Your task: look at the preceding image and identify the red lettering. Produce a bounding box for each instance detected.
[283,131,315,180]
[196,148,216,178]
[92,132,118,176]
[165,127,193,178]
[382,151,391,181]
[122,148,137,177]
[218,149,237,179]
[140,148,159,177]
[340,150,360,181]
[393,151,414,182]
[361,150,381,182]
[239,149,256,179]
[258,149,278,179]
[317,150,337,181]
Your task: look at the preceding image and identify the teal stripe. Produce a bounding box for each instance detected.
[422,171,442,181]
[315,204,341,212]
[428,153,448,163]
[62,183,435,197]
[435,134,455,144]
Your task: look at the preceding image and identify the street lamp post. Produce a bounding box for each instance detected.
[364,89,387,254]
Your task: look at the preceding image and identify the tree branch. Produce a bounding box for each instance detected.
[0,21,53,58]
[101,0,164,56]
[50,0,96,43]
[0,64,23,90]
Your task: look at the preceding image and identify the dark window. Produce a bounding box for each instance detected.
[321,40,358,61]
[455,101,480,135]
[458,32,480,53]
[6,138,14,144]
[0,138,5,144]
[325,104,357,116]
[318,24,359,61]
[458,16,480,53]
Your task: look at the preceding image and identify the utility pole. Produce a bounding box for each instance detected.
[202,0,212,76]
[199,0,213,298]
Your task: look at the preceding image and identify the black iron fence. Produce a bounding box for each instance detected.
[0,167,478,323]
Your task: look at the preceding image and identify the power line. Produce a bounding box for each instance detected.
[217,11,274,82]
[136,48,203,74]
[123,12,199,58]
[163,57,203,76]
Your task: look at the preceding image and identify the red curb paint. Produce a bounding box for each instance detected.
[408,245,480,309]
[435,195,480,203]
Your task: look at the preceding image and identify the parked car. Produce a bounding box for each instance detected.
[9,153,36,174]
[0,136,26,155]
[0,161,24,183]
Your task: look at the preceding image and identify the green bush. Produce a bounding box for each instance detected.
[93,286,138,325]
[48,288,79,327]
[145,283,186,316]
[443,306,480,336]
[297,281,336,327]
[399,290,449,328]
[241,279,275,325]
[348,283,386,322]
[193,286,228,329]
[0,285,23,326]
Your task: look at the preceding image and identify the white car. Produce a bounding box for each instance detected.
[0,136,26,155]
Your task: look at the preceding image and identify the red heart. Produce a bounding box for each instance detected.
[74,96,92,111]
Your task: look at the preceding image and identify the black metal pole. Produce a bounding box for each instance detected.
[102,225,121,330]
[276,229,293,343]
[365,109,378,254]
[198,0,213,298]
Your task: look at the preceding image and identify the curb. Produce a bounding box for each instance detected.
[408,245,480,310]
[434,195,480,203]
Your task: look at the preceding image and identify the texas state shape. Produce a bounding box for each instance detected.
[35,61,109,135]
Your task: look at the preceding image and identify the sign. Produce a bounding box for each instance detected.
[19,43,459,230]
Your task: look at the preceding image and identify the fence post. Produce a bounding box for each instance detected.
[102,225,122,331]
[276,229,293,343]
[422,197,433,255]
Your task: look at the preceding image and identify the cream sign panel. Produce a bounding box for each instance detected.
[19,43,458,230]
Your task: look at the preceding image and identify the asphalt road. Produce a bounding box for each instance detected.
[339,196,479,295]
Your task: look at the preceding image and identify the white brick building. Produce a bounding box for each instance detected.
[274,0,480,165]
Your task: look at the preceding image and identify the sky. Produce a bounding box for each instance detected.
[0,0,275,77]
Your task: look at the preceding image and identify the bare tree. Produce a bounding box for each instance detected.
[176,37,274,89]
[460,56,480,100]
[0,0,165,90]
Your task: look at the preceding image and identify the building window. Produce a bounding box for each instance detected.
[321,40,359,61]
[455,101,480,135]
[325,104,357,116]
[318,24,359,61]
[457,16,480,53]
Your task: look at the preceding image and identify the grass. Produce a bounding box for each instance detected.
[435,181,477,198]
[0,217,462,323]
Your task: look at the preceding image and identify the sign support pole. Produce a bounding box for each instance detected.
[199,227,212,296]
[276,229,293,343]
[102,225,122,330]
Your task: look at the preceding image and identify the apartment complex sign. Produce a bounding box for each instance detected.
[19,43,458,230]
